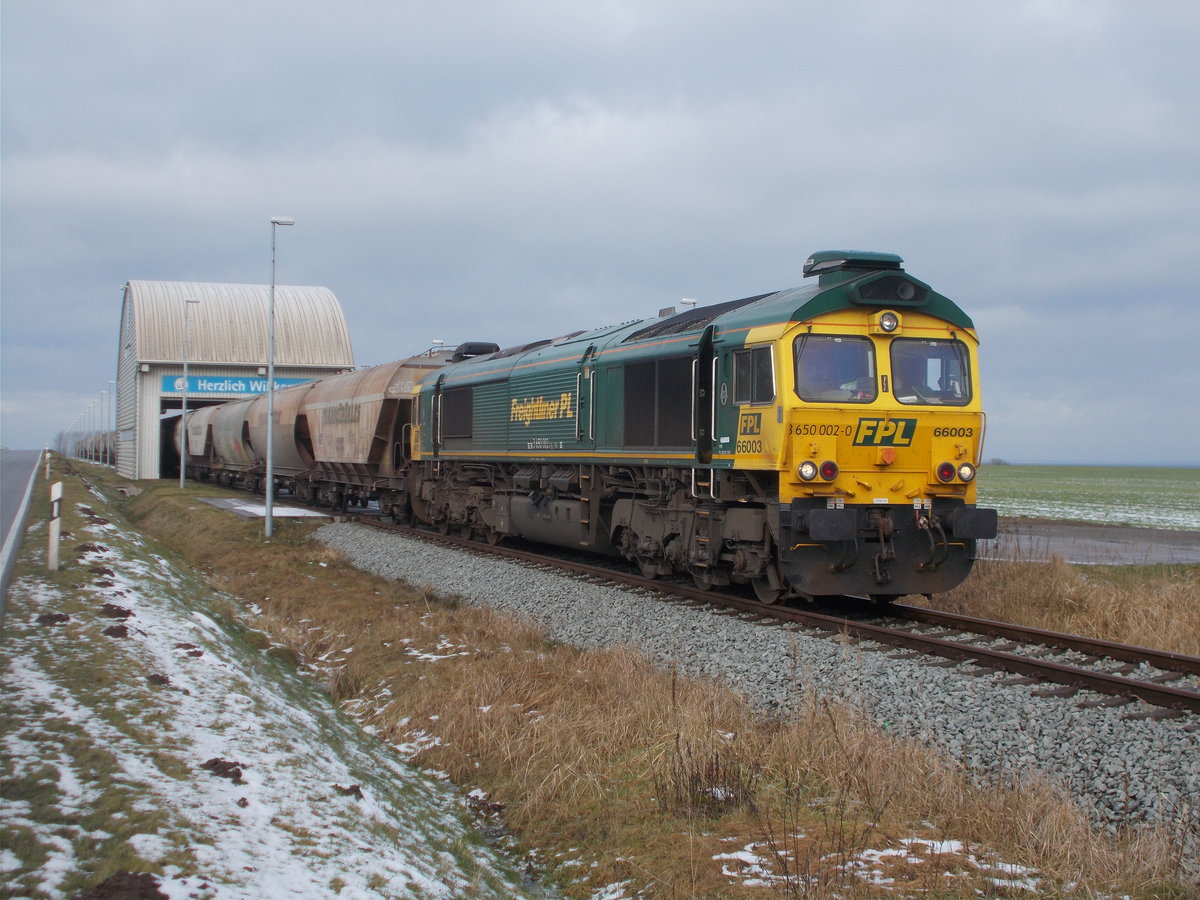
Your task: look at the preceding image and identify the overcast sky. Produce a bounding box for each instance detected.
[3,0,1198,464]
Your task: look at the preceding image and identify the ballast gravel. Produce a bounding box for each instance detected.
[316,523,1199,840]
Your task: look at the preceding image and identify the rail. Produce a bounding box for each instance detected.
[347,513,1200,714]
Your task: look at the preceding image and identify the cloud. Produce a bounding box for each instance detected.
[3,1,1199,463]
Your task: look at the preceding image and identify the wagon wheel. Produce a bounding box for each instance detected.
[636,556,659,579]
[436,517,452,535]
[752,575,784,605]
[484,526,503,546]
[690,568,716,591]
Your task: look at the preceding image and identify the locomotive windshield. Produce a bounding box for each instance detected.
[891,338,972,405]
[793,335,876,403]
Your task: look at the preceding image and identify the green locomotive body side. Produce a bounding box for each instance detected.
[415,259,972,471]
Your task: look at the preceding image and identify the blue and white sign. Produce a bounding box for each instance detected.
[161,375,313,395]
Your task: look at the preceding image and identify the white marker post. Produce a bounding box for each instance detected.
[48,482,63,571]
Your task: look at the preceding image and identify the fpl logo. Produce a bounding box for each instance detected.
[853,418,917,447]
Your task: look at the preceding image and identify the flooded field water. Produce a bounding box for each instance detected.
[976,465,1200,531]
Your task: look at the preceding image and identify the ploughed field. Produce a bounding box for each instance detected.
[977,464,1200,531]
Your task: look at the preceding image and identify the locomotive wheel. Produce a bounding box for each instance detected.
[690,568,715,591]
[636,557,659,579]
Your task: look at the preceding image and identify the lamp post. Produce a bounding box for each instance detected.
[265,216,294,538]
[180,298,200,489]
[100,390,108,465]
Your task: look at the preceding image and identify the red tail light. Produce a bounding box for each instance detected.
[936,462,956,482]
[819,460,839,481]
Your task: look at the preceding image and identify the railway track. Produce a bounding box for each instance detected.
[347,512,1200,715]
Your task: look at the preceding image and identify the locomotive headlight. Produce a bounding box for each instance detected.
[957,463,977,482]
[797,460,819,481]
[871,310,901,335]
[936,462,956,483]
[819,460,839,481]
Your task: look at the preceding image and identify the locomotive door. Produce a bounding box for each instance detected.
[694,325,716,464]
[430,373,446,458]
[575,344,600,548]
[575,345,596,449]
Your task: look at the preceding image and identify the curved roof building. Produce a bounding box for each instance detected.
[115,281,355,479]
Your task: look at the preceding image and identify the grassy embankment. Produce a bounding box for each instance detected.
[4,458,543,898]
[24,462,1200,898]
[931,556,1199,657]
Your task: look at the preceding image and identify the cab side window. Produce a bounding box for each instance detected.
[734,347,775,405]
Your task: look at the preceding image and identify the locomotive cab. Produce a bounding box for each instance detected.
[746,254,998,601]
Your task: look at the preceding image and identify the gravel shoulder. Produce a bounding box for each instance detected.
[315,522,1199,850]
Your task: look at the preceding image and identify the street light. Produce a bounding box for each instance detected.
[265,216,294,538]
[180,298,200,489]
[100,390,108,465]
[88,400,97,461]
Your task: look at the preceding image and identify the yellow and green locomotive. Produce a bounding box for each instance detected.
[411,250,997,602]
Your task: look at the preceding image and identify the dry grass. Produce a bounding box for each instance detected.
[927,557,1200,657]
[115,475,1198,898]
